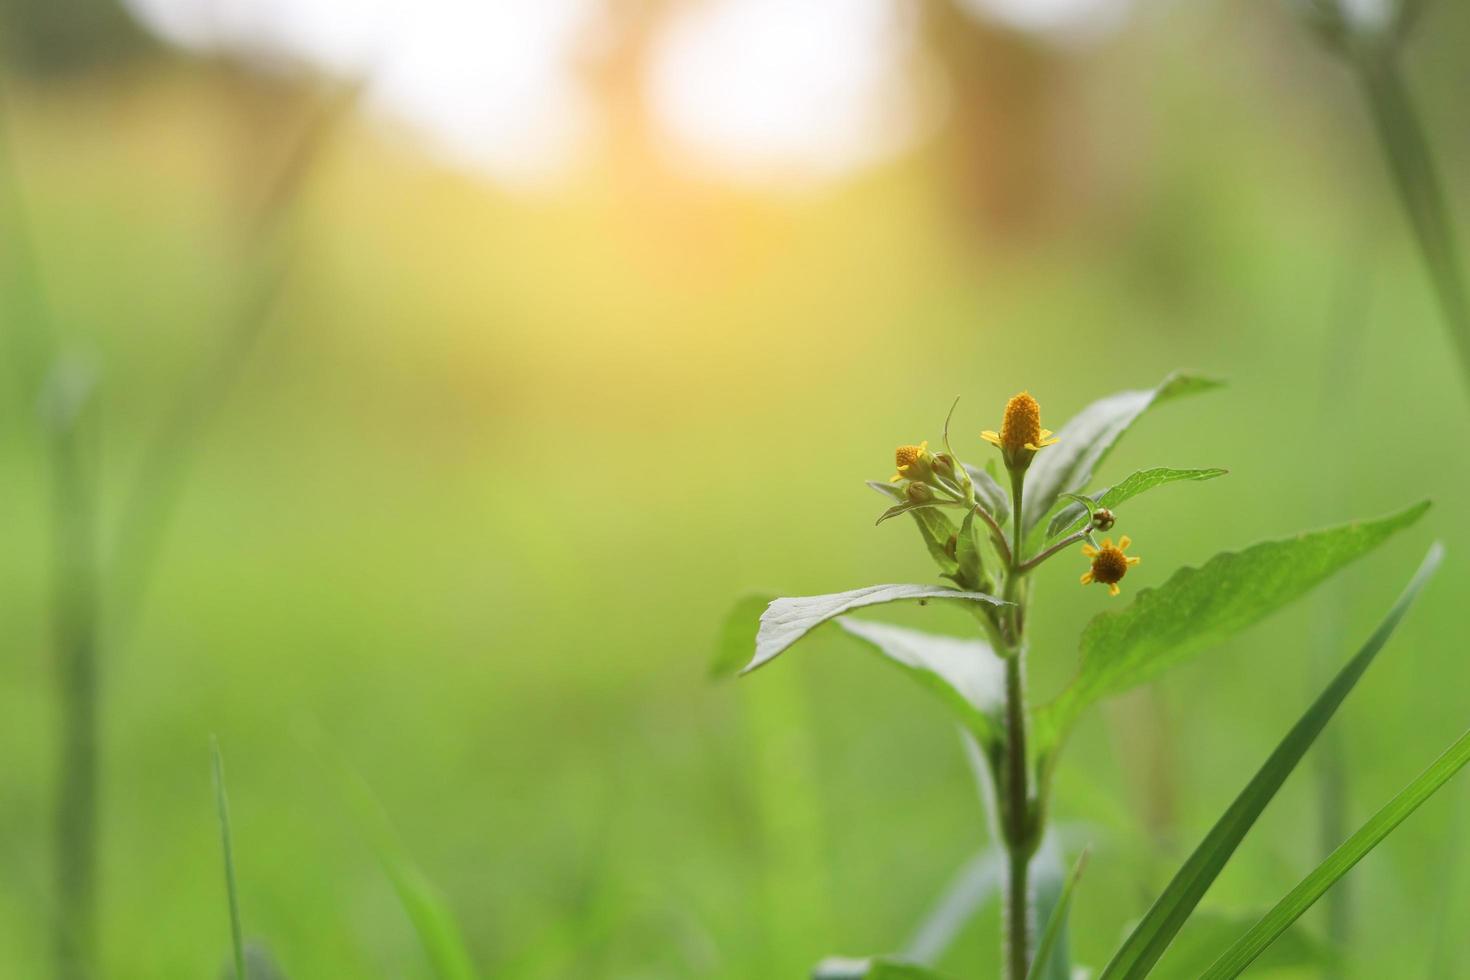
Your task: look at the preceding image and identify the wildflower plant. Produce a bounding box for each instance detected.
[720,374,1470,980]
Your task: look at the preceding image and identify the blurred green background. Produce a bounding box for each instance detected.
[1,0,1469,976]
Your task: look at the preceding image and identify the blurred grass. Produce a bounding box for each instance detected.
[0,6,1469,977]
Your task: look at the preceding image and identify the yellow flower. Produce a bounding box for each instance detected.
[891,440,933,482]
[981,391,1058,470]
[1079,536,1141,597]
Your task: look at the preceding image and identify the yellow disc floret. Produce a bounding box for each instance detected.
[981,391,1058,470]
[1079,536,1141,597]
[891,440,933,482]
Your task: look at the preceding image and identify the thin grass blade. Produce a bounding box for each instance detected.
[1026,846,1090,980]
[211,737,247,980]
[1097,542,1442,980]
[1201,725,1470,979]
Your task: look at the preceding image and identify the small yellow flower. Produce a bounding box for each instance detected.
[981,391,1058,470]
[891,441,933,482]
[1079,536,1141,597]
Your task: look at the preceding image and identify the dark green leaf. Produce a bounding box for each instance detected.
[711,594,776,679]
[743,585,1005,675]
[1201,722,1470,979]
[1038,502,1429,747]
[1022,373,1222,532]
[836,618,1005,745]
[1045,467,1229,540]
[1095,543,1442,980]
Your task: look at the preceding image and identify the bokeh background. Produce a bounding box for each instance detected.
[1,0,1468,977]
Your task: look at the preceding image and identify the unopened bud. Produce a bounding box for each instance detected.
[906,481,935,504]
[1091,507,1116,532]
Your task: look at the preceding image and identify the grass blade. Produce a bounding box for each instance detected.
[211,738,247,980]
[1097,542,1442,980]
[1026,846,1090,980]
[1201,725,1470,979]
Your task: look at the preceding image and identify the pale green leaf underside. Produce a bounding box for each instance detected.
[1096,543,1442,980]
[1021,372,1222,532]
[836,618,1005,745]
[1038,501,1429,747]
[743,585,1005,675]
[1046,467,1228,540]
[1201,722,1470,979]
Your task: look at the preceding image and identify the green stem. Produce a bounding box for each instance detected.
[998,465,1035,980]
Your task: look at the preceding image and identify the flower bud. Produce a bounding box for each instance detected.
[1091,507,1116,532]
[906,481,935,504]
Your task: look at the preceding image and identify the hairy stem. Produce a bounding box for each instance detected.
[997,466,1035,980]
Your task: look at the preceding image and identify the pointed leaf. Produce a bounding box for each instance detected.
[1147,910,1330,980]
[1022,373,1222,532]
[1046,467,1229,540]
[1096,542,1442,980]
[1039,502,1429,747]
[711,594,776,679]
[743,585,1005,675]
[836,619,1005,745]
[1201,723,1470,979]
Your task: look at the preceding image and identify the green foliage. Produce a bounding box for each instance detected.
[1045,467,1228,540]
[1147,910,1331,980]
[1097,543,1441,980]
[741,585,1005,675]
[1020,373,1223,533]
[869,482,961,576]
[1028,845,1088,980]
[963,463,1011,524]
[1201,723,1470,979]
[711,594,775,680]
[836,618,1004,746]
[1037,502,1429,748]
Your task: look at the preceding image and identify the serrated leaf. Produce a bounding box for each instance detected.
[742,585,1006,675]
[711,594,775,679]
[1038,502,1429,747]
[869,481,960,575]
[1201,722,1470,979]
[963,464,1011,525]
[1022,373,1222,533]
[836,618,1004,745]
[1096,543,1441,980]
[1045,467,1228,540]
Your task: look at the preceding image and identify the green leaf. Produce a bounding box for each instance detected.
[1022,373,1222,533]
[712,594,776,679]
[742,585,1006,675]
[211,738,248,980]
[1147,910,1330,980]
[900,849,1003,964]
[875,499,965,526]
[1201,722,1470,979]
[1027,846,1090,980]
[1095,542,1442,980]
[869,481,960,576]
[962,464,1011,525]
[836,618,1005,746]
[956,507,984,588]
[1045,467,1229,540]
[812,957,958,980]
[1039,502,1430,747]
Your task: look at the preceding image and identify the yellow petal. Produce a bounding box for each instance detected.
[890,473,902,482]
[1080,572,1093,584]
[1100,538,1114,550]
[1108,583,1120,596]
[1118,535,1131,550]
[1081,544,1098,557]
[1040,429,1053,439]
[980,431,1001,446]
